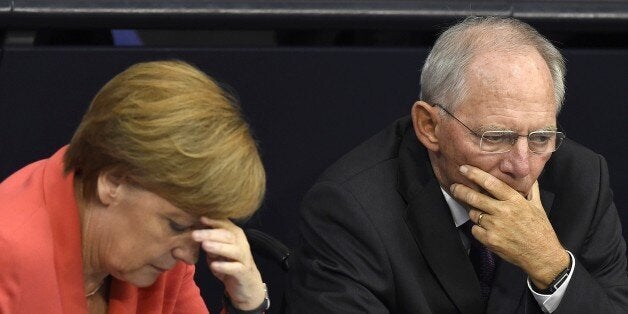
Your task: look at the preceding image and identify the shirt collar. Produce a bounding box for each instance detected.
[439,187,470,228]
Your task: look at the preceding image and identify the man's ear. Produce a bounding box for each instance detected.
[96,170,124,206]
[411,101,441,152]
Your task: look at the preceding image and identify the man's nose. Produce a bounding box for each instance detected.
[172,238,200,265]
[500,137,531,178]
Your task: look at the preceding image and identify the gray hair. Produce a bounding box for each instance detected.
[420,16,566,113]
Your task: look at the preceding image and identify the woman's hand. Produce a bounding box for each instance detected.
[191,217,266,311]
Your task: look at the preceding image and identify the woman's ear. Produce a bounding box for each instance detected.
[411,101,441,152]
[96,170,124,206]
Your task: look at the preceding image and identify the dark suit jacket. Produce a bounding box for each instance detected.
[287,116,628,313]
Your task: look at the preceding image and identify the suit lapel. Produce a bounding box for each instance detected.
[397,129,484,314]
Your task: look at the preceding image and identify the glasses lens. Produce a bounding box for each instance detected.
[528,131,554,153]
[528,131,564,153]
[480,131,517,153]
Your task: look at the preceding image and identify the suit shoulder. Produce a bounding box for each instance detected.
[545,138,603,173]
[541,138,606,192]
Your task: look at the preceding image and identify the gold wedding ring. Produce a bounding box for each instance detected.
[477,213,485,228]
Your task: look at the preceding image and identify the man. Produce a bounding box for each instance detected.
[287,17,628,313]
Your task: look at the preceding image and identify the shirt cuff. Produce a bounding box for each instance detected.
[526,251,575,313]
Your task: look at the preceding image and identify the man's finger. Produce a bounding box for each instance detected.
[459,165,516,201]
[468,209,491,228]
[527,180,543,207]
[451,183,498,214]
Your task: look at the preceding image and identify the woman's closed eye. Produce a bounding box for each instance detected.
[169,219,191,233]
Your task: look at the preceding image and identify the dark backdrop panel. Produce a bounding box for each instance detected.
[0,47,626,312]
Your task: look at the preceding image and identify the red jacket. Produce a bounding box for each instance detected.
[0,147,210,313]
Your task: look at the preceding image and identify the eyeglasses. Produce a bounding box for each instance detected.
[431,103,565,154]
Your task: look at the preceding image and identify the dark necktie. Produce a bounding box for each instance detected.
[462,220,496,302]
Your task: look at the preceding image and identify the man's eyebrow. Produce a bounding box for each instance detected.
[538,125,558,131]
[478,125,559,133]
[479,125,514,132]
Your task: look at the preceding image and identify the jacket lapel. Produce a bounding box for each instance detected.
[397,129,485,314]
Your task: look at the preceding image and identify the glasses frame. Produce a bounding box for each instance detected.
[430,103,565,154]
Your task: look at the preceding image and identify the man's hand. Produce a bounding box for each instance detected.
[191,217,266,310]
[450,165,570,289]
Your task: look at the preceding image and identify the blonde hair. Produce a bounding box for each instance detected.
[65,60,265,219]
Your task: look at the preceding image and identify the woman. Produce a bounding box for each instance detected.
[0,61,269,313]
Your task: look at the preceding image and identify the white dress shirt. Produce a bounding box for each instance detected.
[440,188,574,313]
